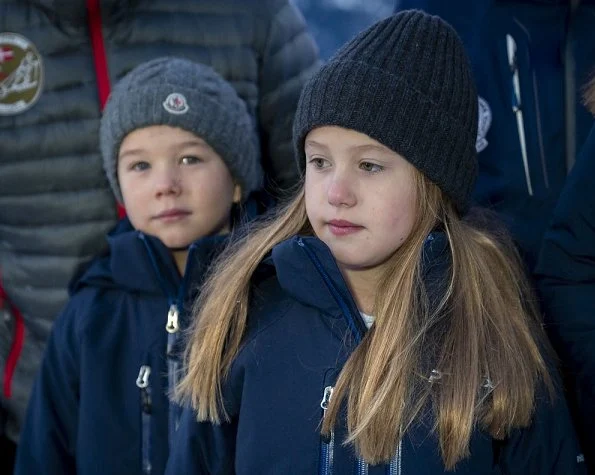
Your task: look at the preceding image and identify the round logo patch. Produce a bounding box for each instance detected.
[163,93,189,115]
[475,96,492,153]
[0,32,44,116]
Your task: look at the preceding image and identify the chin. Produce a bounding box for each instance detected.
[159,235,195,249]
[331,248,388,271]
[331,252,369,269]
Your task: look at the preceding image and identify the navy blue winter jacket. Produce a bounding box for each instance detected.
[535,125,595,472]
[14,218,226,475]
[166,232,585,474]
[395,0,595,269]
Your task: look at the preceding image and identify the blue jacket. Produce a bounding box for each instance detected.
[394,0,595,269]
[14,218,226,475]
[166,233,585,474]
[535,125,595,472]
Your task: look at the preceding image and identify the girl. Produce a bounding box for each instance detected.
[167,11,585,474]
[15,57,263,475]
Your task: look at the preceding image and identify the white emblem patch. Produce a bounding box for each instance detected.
[0,32,44,115]
[476,96,492,153]
[163,93,189,115]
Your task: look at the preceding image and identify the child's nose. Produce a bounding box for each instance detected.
[155,168,182,196]
[327,173,356,207]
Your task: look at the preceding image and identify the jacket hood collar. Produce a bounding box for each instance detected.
[73,217,227,300]
[273,235,366,340]
[271,231,450,342]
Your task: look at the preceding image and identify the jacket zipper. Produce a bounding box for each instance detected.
[319,386,335,475]
[357,457,369,474]
[300,239,405,473]
[297,238,364,343]
[136,365,152,475]
[166,303,181,435]
[140,233,187,440]
[506,33,533,196]
[387,439,403,475]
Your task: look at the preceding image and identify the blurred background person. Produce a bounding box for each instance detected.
[393,0,595,272]
[295,0,393,59]
[535,81,595,473]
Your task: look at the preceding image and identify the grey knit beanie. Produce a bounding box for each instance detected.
[293,10,478,214]
[100,57,262,203]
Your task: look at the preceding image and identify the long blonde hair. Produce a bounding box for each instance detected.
[177,171,553,470]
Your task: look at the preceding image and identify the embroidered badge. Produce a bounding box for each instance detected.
[476,96,492,153]
[163,92,189,115]
[0,33,43,115]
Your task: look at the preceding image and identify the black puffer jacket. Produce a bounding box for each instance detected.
[0,0,319,443]
[535,125,595,473]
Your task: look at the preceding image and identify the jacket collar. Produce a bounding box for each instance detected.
[75,217,227,302]
[271,231,450,343]
[273,235,367,341]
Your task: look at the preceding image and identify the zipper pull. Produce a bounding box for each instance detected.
[320,386,334,412]
[136,365,152,415]
[320,386,334,444]
[165,304,179,334]
[320,386,335,450]
[136,365,151,388]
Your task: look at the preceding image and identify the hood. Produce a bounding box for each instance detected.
[70,192,262,296]
[271,231,451,343]
[71,217,227,301]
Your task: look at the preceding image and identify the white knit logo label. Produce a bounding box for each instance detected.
[476,96,492,153]
[0,32,44,115]
[163,93,189,115]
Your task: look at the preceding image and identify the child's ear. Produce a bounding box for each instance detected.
[233,184,242,204]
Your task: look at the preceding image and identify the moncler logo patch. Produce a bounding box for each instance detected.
[0,33,43,115]
[163,93,189,115]
[476,96,492,153]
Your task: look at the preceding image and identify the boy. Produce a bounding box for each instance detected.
[14,57,263,475]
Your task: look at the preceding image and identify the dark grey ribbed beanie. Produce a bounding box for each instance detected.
[293,10,478,214]
[100,57,262,203]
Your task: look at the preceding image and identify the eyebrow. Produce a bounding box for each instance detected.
[119,139,210,161]
[304,140,390,154]
[175,139,209,150]
[118,149,145,161]
[304,140,329,151]
[351,144,391,153]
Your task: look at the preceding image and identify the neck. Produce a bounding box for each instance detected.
[172,249,189,276]
[339,266,384,315]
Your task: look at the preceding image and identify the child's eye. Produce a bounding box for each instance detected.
[181,155,202,165]
[307,157,330,169]
[360,161,384,173]
[130,161,150,171]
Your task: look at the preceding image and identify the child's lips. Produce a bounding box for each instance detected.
[327,219,364,236]
[154,208,191,221]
